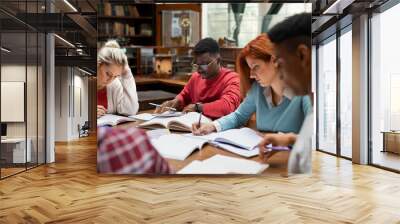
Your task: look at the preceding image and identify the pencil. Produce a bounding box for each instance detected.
[149,103,177,111]
[265,145,291,151]
[198,111,202,126]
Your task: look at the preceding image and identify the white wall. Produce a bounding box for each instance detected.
[54,67,89,141]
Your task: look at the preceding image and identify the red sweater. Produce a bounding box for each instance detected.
[97,88,108,109]
[176,67,241,119]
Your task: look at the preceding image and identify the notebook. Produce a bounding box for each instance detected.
[150,134,209,160]
[177,154,269,174]
[130,111,184,121]
[97,114,135,126]
[186,127,290,157]
[188,127,264,151]
[211,142,260,158]
[138,112,211,132]
[146,129,171,139]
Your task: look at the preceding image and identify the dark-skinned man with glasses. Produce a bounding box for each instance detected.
[154,38,241,120]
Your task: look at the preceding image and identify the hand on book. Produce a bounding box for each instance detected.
[97,105,107,118]
[192,122,216,135]
[183,104,196,113]
[154,99,180,114]
[258,133,297,162]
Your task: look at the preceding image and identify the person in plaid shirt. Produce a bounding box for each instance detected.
[97,126,171,174]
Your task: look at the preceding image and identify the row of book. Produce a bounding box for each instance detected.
[99,3,140,17]
[98,22,153,37]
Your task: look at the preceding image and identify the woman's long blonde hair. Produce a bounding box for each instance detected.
[97,40,128,67]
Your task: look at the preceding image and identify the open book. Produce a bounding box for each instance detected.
[187,127,290,157]
[150,127,289,160]
[197,127,264,150]
[150,134,208,160]
[97,114,135,127]
[131,111,184,121]
[138,112,211,132]
[177,155,269,174]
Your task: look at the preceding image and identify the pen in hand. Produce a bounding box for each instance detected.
[265,145,292,152]
[197,111,202,127]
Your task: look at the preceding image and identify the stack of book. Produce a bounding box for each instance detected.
[101,3,140,17]
[98,22,136,37]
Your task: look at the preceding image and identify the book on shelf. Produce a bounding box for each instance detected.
[113,22,124,36]
[124,24,135,36]
[128,6,140,17]
[98,3,104,16]
[104,3,112,16]
[114,5,125,17]
[129,26,136,36]
[140,24,153,36]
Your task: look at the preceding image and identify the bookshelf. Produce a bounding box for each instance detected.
[97,2,156,46]
[98,2,156,75]
[97,16,153,20]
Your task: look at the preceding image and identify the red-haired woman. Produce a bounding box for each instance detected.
[193,34,311,142]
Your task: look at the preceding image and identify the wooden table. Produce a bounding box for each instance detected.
[381,131,400,154]
[135,75,188,89]
[116,120,289,175]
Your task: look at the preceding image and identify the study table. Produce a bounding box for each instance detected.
[114,120,289,175]
[1,137,32,167]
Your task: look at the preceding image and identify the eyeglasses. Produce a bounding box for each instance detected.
[191,57,219,71]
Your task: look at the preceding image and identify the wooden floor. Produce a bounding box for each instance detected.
[372,150,400,171]
[1,135,400,223]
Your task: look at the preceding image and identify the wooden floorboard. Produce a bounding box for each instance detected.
[1,135,400,223]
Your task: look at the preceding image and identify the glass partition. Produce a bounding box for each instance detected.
[0,0,46,179]
[1,18,28,178]
[370,3,400,171]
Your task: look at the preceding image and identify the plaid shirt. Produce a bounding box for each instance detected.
[97,126,171,174]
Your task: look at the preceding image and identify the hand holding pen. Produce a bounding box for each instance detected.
[150,102,177,112]
[258,133,296,162]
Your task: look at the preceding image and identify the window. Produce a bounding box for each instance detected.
[202,3,311,47]
[339,27,352,158]
[317,36,337,155]
[370,2,400,171]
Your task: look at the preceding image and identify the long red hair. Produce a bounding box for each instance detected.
[236,34,275,97]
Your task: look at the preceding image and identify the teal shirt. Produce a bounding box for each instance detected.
[216,82,312,133]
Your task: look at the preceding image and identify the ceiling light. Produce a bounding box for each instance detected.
[1,47,11,53]
[323,0,354,15]
[63,0,78,12]
[54,34,75,48]
[78,67,92,76]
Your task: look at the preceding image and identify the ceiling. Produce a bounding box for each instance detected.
[0,0,98,73]
[311,0,390,43]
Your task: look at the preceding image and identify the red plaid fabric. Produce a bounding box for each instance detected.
[97,126,171,174]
